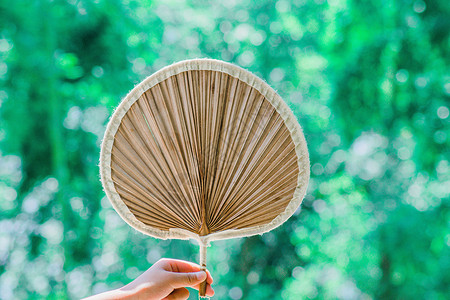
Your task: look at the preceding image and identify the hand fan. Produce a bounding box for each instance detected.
[99,59,309,298]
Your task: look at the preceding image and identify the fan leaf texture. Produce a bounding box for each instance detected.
[110,70,299,236]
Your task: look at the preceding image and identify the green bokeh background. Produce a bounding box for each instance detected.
[0,0,449,299]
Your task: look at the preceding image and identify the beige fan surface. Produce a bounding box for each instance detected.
[100,59,309,297]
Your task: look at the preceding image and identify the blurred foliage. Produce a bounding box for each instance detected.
[0,0,449,299]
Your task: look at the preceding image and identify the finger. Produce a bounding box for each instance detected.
[161,259,201,272]
[206,284,215,297]
[160,259,213,284]
[204,270,213,284]
[164,287,190,300]
[168,271,207,288]
[190,283,215,297]
[192,273,213,285]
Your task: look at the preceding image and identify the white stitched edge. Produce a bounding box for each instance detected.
[99,58,310,245]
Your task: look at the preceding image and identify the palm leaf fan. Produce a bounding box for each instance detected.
[99,59,310,297]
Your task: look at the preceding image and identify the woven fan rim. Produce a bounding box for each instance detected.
[99,58,310,245]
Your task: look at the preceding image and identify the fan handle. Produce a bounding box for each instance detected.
[199,243,208,298]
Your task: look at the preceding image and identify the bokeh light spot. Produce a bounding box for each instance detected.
[437,106,449,119]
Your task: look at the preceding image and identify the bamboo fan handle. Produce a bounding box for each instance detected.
[199,243,208,298]
[199,266,207,297]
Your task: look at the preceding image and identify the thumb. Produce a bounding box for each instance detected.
[168,271,207,288]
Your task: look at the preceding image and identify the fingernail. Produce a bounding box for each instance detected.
[195,271,206,280]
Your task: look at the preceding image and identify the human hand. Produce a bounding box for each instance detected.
[84,258,214,300]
